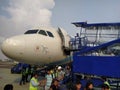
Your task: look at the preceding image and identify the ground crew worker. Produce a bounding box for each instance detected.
[57,66,65,85]
[30,66,35,79]
[25,66,29,82]
[27,65,32,82]
[104,81,110,90]
[54,67,58,79]
[102,77,110,90]
[101,84,110,90]
[29,72,41,90]
[20,67,26,85]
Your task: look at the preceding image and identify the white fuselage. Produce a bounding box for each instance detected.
[1,27,70,65]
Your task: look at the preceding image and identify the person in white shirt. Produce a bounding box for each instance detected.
[45,69,53,90]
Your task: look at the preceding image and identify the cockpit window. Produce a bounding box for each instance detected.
[39,30,47,36]
[24,30,38,34]
[47,31,54,37]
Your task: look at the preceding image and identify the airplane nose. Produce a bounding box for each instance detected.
[1,36,25,59]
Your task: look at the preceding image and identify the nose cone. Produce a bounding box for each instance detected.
[1,36,25,59]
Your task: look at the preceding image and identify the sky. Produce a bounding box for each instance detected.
[0,0,120,59]
[51,0,120,35]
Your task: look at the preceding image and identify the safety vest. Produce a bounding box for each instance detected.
[104,81,111,90]
[25,67,29,74]
[21,68,26,76]
[29,77,38,90]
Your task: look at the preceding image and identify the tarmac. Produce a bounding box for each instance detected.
[0,61,44,90]
[0,61,45,90]
[0,68,30,90]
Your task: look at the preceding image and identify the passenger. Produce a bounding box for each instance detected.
[50,69,55,79]
[4,84,13,90]
[49,79,60,90]
[54,66,58,79]
[74,81,82,90]
[101,84,110,90]
[64,65,71,77]
[84,81,94,90]
[45,69,53,90]
[64,65,71,84]
[19,66,26,85]
[29,72,41,90]
[57,66,65,85]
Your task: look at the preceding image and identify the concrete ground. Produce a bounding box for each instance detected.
[0,68,30,90]
[0,61,44,90]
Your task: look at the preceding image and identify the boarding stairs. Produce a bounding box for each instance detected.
[70,22,120,89]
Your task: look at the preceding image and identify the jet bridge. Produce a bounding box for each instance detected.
[71,22,120,89]
[73,38,120,78]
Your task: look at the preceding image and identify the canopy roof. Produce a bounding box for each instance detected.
[72,22,120,28]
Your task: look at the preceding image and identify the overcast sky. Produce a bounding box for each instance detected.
[51,0,120,36]
[0,0,120,59]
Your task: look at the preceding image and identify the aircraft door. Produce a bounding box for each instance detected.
[58,28,71,55]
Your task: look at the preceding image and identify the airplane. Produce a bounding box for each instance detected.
[1,27,71,65]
